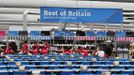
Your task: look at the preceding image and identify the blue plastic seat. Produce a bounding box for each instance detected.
[0,62,3,65]
[51,62,60,65]
[0,72,9,75]
[0,64,6,67]
[40,62,49,65]
[9,67,19,71]
[82,62,90,65]
[98,66,109,70]
[13,71,28,75]
[106,61,113,65]
[93,62,102,65]
[63,66,74,70]
[0,67,8,71]
[40,71,45,75]
[128,67,134,70]
[29,62,35,65]
[26,66,37,70]
[120,62,130,65]
[111,67,125,70]
[38,67,44,70]
[48,66,60,70]
[21,62,29,66]
[121,71,133,75]
[3,58,8,61]
[80,71,91,75]
[112,74,129,75]
[40,71,56,75]
[61,71,74,75]
[7,62,16,66]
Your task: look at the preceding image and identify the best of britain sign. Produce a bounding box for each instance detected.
[40,7,123,24]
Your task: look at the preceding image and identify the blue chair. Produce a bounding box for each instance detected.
[89,71,102,75]
[0,72,9,75]
[0,67,8,71]
[63,66,74,70]
[82,62,90,65]
[0,64,6,67]
[0,62,3,65]
[9,67,19,71]
[80,71,91,75]
[40,71,58,75]
[93,62,102,65]
[98,66,109,70]
[25,66,37,70]
[121,71,133,75]
[40,62,49,65]
[3,58,8,61]
[40,71,46,75]
[112,74,130,75]
[128,67,134,70]
[111,67,125,70]
[120,62,130,65]
[106,62,113,65]
[48,66,60,70]
[7,62,16,66]
[29,62,35,65]
[21,62,29,66]
[51,62,60,65]
[13,71,28,75]
[38,67,44,70]
[61,71,74,75]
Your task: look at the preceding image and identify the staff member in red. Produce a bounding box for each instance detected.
[40,47,48,55]
[5,44,14,54]
[33,41,40,50]
[63,48,72,55]
[44,41,50,50]
[82,48,89,56]
[31,46,38,55]
[21,41,29,54]
[76,47,83,54]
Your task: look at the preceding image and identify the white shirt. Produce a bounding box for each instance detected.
[96,50,105,57]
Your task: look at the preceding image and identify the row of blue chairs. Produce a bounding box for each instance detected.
[5,54,128,61]
[0,70,134,75]
[1,65,134,71]
[0,54,133,75]
[1,61,134,67]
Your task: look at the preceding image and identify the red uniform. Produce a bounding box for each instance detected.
[82,49,88,56]
[5,49,14,54]
[31,49,38,54]
[33,44,39,50]
[76,48,83,53]
[22,43,29,54]
[71,49,76,53]
[44,42,50,49]
[40,48,48,54]
[64,50,72,55]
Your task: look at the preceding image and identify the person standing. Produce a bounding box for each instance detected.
[21,41,29,54]
[40,47,48,55]
[95,47,105,57]
[4,43,14,54]
[104,44,114,58]
[82,48,89,56]
[31,46,38,55]
[11,42,18,53]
